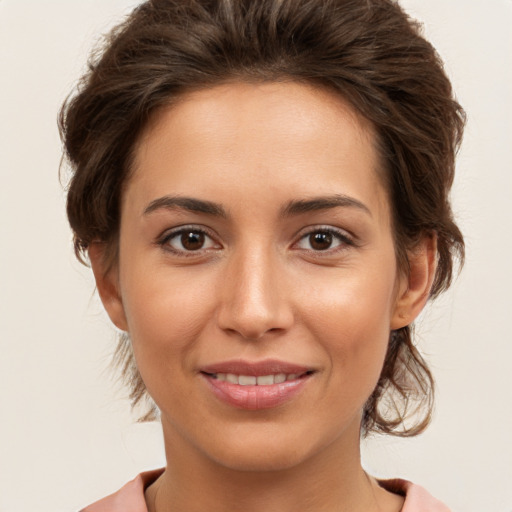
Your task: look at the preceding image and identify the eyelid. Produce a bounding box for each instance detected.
[155,224,355,255]
[156,224,222,255]
[293,225,356,251]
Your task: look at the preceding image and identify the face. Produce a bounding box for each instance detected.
[96,82,424,472]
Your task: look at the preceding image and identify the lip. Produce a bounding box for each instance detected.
[199,359,315,410]
[199,359,311,376]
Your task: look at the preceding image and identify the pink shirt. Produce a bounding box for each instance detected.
[80,469,451,511]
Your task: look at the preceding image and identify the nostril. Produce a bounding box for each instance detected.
[216,280,294,340]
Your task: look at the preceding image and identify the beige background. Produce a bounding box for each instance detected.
[1,0,511,510]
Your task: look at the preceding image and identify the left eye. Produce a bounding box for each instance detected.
[162,229,218,252]
[296,229,349,251]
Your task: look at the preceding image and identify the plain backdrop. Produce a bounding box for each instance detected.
[1,1,511,511]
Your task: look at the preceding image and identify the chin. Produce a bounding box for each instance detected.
[198,424,340,473]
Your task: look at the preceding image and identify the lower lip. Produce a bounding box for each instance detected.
[202,373,312,410]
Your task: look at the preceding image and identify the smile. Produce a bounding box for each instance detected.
[199,360,315,409]
[207,372,309,385]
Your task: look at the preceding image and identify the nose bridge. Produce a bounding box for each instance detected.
[217,240,292,340]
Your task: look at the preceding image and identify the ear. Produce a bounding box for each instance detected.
[391,233,438,330]
[88,242,128,332]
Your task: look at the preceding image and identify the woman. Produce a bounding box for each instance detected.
[59,0,465,510]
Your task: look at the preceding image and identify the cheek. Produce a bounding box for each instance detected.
[301,267,396,392]
[119,260,218,374]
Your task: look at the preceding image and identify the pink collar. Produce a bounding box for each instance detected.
[81,470,451,512]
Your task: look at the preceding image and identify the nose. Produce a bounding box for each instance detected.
[216,246,294,340]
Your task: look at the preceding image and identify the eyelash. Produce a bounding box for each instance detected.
[294,226,355,254]
[156,225,355,257]
[156,225,221,257]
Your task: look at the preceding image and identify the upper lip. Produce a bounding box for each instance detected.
[199,359,313,377]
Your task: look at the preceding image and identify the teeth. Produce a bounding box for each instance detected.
[226,373,238,384]
[239,375,257,385]
[256,375,274,385]
[212,372,305,385]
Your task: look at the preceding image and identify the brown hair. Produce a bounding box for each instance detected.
[60,0,465,435]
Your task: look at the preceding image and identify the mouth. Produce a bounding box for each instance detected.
[199,360,316,410]
[202,371,314,386]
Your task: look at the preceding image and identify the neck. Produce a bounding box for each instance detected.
[145,418,402,512]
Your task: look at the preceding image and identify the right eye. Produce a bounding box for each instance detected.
[158,227,220,255]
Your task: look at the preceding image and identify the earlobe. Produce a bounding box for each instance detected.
[391,234,438,330]
[88,242,128,332]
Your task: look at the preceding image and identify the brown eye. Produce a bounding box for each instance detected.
[161,227,218,254]
[296,227,352,253]
[309,232,333,251]
[181,231,205,250]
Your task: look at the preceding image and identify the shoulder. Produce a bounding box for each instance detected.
[79,468,164,512]
[379,478,452,512]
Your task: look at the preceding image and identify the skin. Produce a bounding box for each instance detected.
[91,81,436,512]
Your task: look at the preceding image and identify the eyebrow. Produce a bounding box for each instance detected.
[143,196,227,218]
[281,194,372,217]
[143,193,371,219]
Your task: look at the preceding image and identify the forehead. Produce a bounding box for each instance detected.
[127,81,389,221]
[134,80,377,165]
